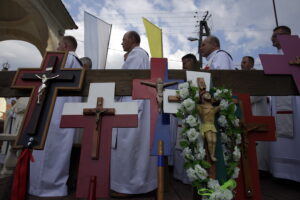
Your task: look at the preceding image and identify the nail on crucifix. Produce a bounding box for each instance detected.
[60,83,138,198]
[11,52,84,149]
[83,97,115,160]
[260,35,300,93]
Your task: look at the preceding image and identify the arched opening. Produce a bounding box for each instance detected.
[0,40,42,71]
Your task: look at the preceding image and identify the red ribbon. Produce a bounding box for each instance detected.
[11,149,35,200]
[204,65,210,70]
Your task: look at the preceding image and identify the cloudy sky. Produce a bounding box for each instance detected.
[0,0,300,70]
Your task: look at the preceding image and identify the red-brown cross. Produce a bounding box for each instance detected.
[235,94,276,200]
[11,51,85,149]
[260,35,300,93]
[132,58,168,149]
[60,99,137,198]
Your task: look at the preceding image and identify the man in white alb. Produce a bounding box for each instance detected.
[110,31,157,198]
[200,35,234,70]
[29,36,83,197]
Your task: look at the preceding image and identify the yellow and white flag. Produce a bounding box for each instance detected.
[142,18,163,58]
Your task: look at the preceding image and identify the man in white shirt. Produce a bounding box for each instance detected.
[268,26,300,182]
[110,31,157,198]
[200,35,234,70]
[29,36,83,197]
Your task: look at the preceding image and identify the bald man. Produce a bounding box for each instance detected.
[200,35,234,70]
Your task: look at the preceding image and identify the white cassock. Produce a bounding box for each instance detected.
[172,117,191,184]
[29,52,82,197]
[0,97,28,175]
[110,46,157,194]
[266,48,300,182]
[1,102,15,163]
[250,96,271,171]
[269,96,300,182]
[204,49,234,70]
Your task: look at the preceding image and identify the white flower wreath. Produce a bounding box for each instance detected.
[176,81,242,200]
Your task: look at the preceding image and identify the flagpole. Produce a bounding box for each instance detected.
[272,0,279,27]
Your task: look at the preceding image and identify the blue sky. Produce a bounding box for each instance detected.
[1,0,300,70]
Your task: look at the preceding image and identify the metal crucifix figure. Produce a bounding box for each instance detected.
[35,71,60,104]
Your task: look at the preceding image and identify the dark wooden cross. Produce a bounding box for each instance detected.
[83,97,115,160]
[10,51,84,149]
[260,35,300,93]
[235,94,275,200]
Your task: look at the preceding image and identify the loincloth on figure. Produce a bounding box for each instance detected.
[200,123,217,137]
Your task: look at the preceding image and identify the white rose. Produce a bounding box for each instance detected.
[233,118,240,127]
[178,82,189,90]
[194,164,208,180]
[186,168,197,181]
[210,189,233,200]
[182,98,195,112]
[208,178,220,190]
[182,147,194,160]
[195,147,206,160]
[220,99,229,110]
[231,167,240,179]
[218,115,228,127]
[179,87,189,99]
[221,132,229,143]
[186,128,199,142]
[185,115,198,127]
[235,133,241,144]
[214,89,222,100]
[233,146,241,162]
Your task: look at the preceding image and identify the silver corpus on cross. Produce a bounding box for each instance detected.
[35,67,60,104]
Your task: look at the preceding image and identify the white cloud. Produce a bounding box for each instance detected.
[1,0,300,72]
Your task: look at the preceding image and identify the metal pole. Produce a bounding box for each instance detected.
[272,0,279,27]
[199,20,203,68]
[157,140,164,200]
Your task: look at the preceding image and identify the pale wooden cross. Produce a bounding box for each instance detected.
[83,97,115,160]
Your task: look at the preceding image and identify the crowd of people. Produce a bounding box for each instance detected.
[0,24,299,199]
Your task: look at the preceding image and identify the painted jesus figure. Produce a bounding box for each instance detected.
[197,92,220,162]
[141,78,177,113]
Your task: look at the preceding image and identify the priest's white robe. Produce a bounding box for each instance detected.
[29,52,82,196]
[250,96,271,171]
[110,46,157,194]
[269,96,300,182]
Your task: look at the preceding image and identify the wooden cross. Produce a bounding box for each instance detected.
[260,35,300,93]
[132,58,179,153]
[10,51,84,149]
[235,94,275,200]
[60,83,138,198]
[83,97,115,160]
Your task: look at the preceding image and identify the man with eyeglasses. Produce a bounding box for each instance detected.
[266,25,300,183]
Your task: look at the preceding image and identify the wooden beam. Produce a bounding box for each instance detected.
[0,69,298,97]
[0,134,17,141]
